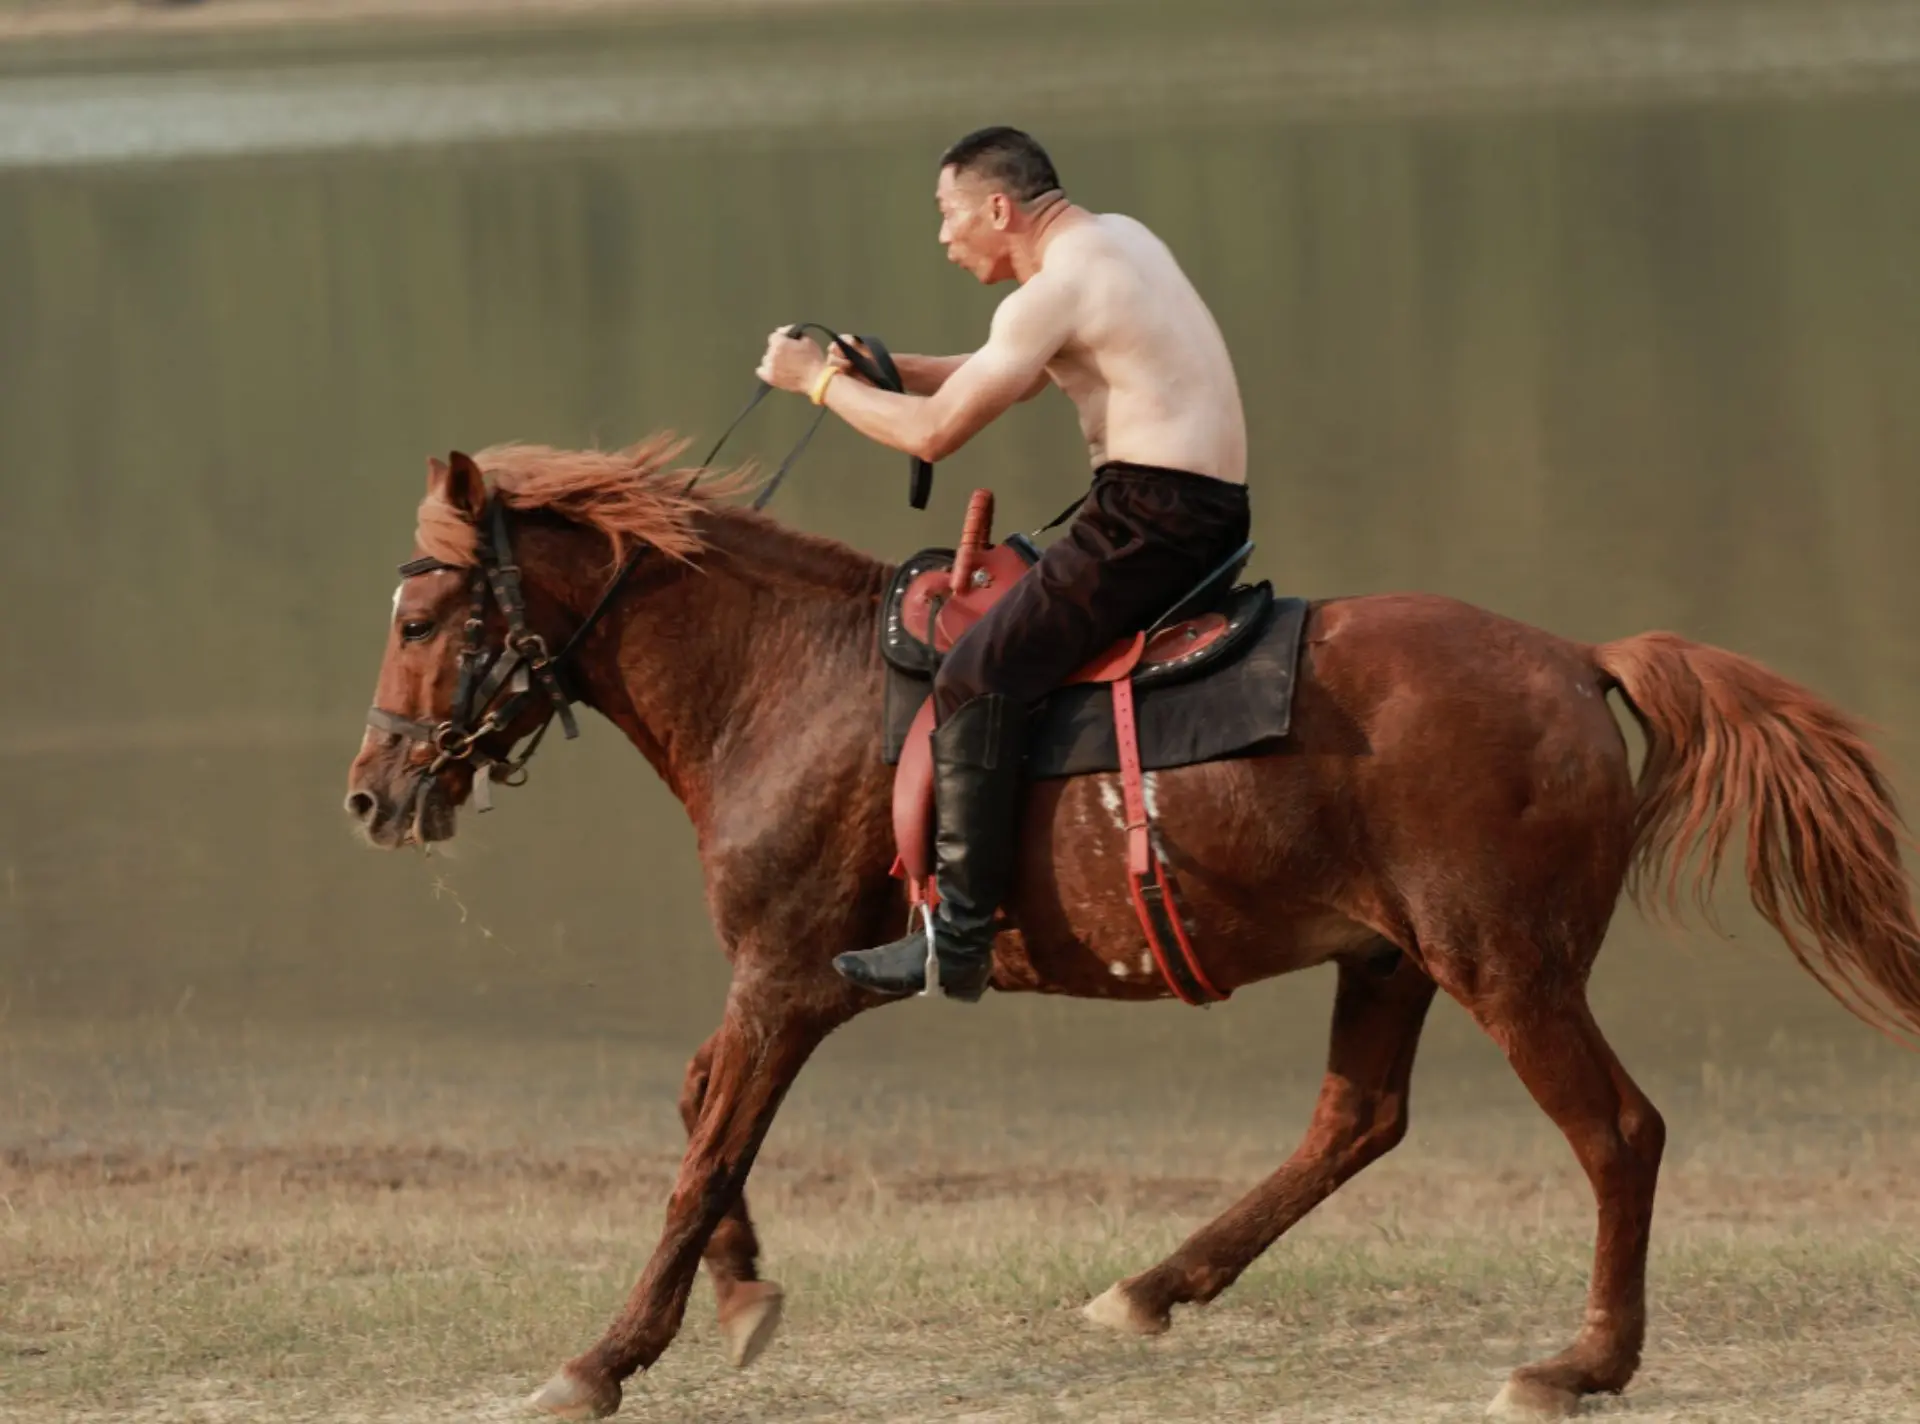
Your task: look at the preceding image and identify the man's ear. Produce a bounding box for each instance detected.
[426,451,487,518]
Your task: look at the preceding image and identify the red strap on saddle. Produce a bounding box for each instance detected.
[1111,671,1153,878]
[1112,676,1228,1007]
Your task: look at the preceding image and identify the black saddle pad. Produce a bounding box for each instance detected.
[881,593,1311,780]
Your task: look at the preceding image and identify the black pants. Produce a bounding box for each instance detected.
[933,461,1252,722]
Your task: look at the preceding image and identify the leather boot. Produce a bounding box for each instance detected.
[833,694,1025,1001]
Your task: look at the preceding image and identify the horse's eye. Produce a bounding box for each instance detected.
[401,619,436,643]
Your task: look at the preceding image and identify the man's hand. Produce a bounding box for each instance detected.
[825,335,877,384]
[756,329,827,395]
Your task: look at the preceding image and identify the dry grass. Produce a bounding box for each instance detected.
[2,1020,1918,1422]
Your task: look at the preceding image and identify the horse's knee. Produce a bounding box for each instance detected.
[1618,1096,1666,1173]
[1569,1109,1662,1201]
[1354,1090,1411,1165]
[1312,1085,1410,1170]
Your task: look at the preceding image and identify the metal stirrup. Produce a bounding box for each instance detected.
[919,903,941,998]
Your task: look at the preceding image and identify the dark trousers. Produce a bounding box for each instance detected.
[933,461,1253,722]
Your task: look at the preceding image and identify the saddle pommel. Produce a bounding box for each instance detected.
[951,489,995,593]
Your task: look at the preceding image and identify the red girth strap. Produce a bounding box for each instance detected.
[1112,675,1228,1006]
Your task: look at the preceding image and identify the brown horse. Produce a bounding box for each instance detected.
[345,439,1920,1421]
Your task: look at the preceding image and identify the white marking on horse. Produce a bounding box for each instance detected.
[391,584,404,615]
[1097,775,1126,834]
[1108,959,1131,978]
[1138,951,1154,977]
[1142,771,1160,819]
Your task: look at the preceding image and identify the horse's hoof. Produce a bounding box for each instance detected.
[1082,1281,1169,1336]
[526,1364,622,1420]
[718,1279,785,1369]
[1487,1377,1581,1420]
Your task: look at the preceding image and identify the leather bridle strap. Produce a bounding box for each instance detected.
[367,495,623,819]
[483,499,579,742]
[398,554,459,578]
[366,706,440,743]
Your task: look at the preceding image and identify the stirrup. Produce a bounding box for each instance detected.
[920,902,939,998]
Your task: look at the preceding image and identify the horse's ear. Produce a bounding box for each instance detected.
[426,451,486,518]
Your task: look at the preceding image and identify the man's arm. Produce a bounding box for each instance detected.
[762,279,1071,464]
[835,346,1049,401]
[879,350,970,397]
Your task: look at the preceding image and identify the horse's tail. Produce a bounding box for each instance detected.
[1595,631,1920,1045]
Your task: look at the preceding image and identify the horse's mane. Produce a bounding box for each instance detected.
[414,434,760,567]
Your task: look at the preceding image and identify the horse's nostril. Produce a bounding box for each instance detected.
[345,790,378,822]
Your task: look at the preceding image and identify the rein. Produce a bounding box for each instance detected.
[370,324,926,835]
[697,324,933,510]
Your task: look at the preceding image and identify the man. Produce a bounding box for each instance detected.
[756,125,1250,1002]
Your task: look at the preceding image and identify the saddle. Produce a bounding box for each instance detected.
[883,490,1279,1006]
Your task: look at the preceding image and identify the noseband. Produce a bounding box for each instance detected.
[367,497,641,827]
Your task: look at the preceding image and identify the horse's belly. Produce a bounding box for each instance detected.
[999,761,1368,999]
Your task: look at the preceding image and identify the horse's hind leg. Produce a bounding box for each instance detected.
[679,1035,784,1368]
[1458,976,1666,1420]
[1085,949,1435,1334]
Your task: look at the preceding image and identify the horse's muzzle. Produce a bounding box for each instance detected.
[344,769,452,849]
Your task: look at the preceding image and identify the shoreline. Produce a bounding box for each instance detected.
[0,0,893,50]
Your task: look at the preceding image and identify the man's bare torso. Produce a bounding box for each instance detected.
[1025,212,1247,485]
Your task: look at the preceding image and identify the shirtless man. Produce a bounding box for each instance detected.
[755,125,1249,1002]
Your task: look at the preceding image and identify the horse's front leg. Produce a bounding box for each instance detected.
[676,1033,786,1369]
[527,981,838,1419]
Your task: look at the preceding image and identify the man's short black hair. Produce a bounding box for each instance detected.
[939,126,1062,204]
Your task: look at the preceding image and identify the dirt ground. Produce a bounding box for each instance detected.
[3,1019,1917,1423]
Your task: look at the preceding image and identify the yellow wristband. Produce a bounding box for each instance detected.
[807,365,838,407]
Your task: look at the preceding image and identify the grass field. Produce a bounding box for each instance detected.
[4,1016,1917,1423]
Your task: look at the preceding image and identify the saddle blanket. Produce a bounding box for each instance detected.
[881,594,1311,779]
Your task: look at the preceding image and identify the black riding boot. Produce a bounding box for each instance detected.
[833,694,1025,1001]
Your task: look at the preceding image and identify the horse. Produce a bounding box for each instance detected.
[343,438,1920,1421]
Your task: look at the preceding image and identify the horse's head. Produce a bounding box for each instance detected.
[345,451,560,849]
[343,433,878,849]
[345,435,741,849]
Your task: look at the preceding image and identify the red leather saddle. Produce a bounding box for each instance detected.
[891,490,1241,1005]
[895,489,1246,662]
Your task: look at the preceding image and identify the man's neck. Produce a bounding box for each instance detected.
[1012,192,1082,283]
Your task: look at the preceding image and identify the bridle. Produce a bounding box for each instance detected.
[366,325,928,832]
[367,497,619,830]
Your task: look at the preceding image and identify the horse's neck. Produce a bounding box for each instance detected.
[537,509,888,826]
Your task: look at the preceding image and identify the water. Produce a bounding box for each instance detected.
[3,0,1918,1099]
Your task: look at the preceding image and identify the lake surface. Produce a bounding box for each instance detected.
[3,0,1917,1097]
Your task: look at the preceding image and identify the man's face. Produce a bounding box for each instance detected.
[936,167,1013,284]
